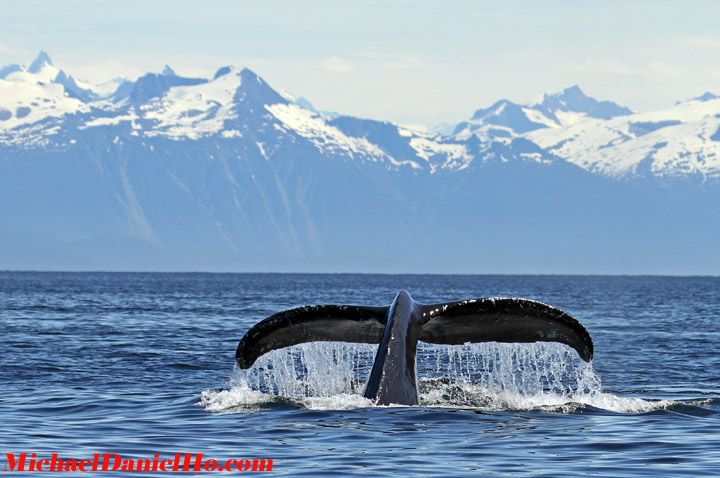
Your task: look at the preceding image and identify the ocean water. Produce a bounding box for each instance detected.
[1,272,719,476]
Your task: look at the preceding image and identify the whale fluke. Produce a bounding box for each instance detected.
[418,298,594,362]
[235,305,388,369]
[235,291,594,405]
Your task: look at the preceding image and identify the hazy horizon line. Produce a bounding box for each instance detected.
[2,269,718,278]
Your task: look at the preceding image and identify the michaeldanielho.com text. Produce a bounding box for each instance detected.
[3,453,273,473]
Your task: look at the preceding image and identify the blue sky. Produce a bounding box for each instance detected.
[2,0,719,125]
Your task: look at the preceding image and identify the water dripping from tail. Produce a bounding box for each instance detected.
[417,342,602,411]
[201,341,678,413]
[201,343,378,412]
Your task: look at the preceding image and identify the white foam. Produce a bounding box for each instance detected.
[199,383,275,413]
[300,394,376,410]
[199,342,677,414]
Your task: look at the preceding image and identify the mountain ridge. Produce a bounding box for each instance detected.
[2,51,719,179]
[1,52,719,273]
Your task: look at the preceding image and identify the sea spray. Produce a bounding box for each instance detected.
[234,342,377,398]
[420,342,600,393]
[201,341,674,413]
[417,342,602,410]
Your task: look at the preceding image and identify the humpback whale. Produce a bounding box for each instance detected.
[235,290,593,406]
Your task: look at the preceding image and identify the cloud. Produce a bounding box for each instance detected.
[322,56,356,73]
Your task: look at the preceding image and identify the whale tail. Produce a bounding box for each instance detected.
[418,297,593,361]
[235,296,593,369]
[235,304,389,369]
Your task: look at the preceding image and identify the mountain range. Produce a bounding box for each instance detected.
[1,51,719,274]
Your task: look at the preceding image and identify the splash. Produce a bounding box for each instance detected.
[238,342,376,398]
[199,342,377,412]
[199,341,676,413]
[418,342,598,411]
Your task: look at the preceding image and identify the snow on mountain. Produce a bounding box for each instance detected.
[267,103,399,163]
[453,99,553,135]
[128,67,207,104]
[453,86,632,140]
[0,51,132,135]
[534,85,632,123]
[430,121,457,136]
[1,51,719,182]
[528,95,720,179]
[2,52,720,273]
[450,84,720,179]
[687,91,719,103]
[0,63,22,79]
[25,50,58,80]
[0,53,478,171]
[0,54,89,133]
[138,67,242,140]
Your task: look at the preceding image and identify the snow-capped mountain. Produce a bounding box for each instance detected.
[452,84,720,180]
[1,52,482,172]
[527,94,720,179]
[535,85,633,122]
[453,85,632,137]
[1,52,719,273]
[3,52,717,181]
[0,52,89,131]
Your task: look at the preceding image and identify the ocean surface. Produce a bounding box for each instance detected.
[1,272,719,476]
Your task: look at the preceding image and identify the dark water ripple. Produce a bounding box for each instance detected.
[1,272,719,476]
